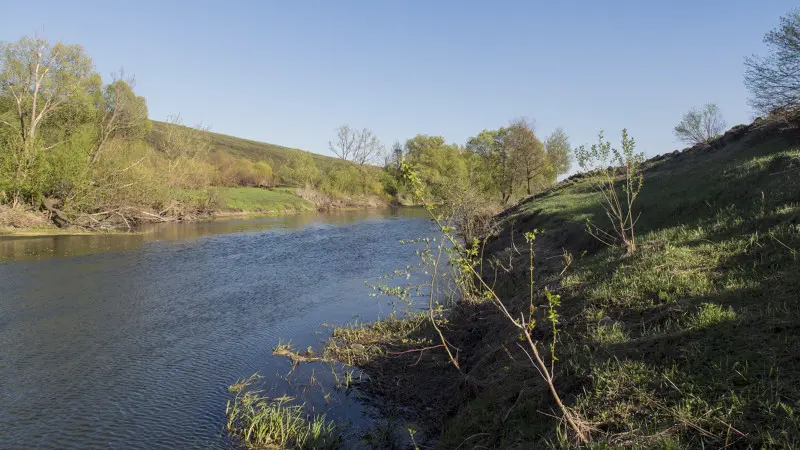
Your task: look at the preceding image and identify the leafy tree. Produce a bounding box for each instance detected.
[252,161,273,187]
[673,104,727,145]
[404,134,468,201]
[467,128,516,204]
[544,127,571,178]
[745,9,800,117]
[0,36,99,203]
[94,76,150,162]
[0,36,97,151]
[507,119,547,196]
[281,152,320,187]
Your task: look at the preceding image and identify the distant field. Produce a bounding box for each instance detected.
[179,187,314,214]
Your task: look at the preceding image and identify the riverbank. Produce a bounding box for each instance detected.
[0,186,391,237]
[321,120,800,448]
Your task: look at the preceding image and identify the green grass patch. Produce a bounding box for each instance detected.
[226,375,341,449]
[179,187,314,214]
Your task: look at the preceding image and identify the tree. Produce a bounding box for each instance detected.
[745,9,800,117]
[329,125,384,165]
[544,127,571,177]
[404,135,468,201]
[673,104,727,145]
[0,36,97,155]
[252,161,274,187]
[281,153,319,186]
[506,119,547,196]
[387,140,404,169]
[151,114,212,188]
[467,128,516,204]
[0,36,99,203]
[93,74,150,163]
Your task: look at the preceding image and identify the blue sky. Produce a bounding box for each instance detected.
[1,1,795,165]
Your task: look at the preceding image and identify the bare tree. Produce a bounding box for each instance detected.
[673,104,727,145]
[385,140,404,168]
[329,124,357,162]
[328,125,384,165]
[745,9,800,117]
[152,114,212,188]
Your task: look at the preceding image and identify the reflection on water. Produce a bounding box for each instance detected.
[0,207,429,262]
[0,207,434,449]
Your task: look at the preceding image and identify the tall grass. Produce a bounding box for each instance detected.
[226,376,341,449]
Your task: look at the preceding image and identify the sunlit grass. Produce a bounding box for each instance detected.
[226,376,341,449]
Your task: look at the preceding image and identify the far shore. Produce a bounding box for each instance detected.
[0,203,403,238]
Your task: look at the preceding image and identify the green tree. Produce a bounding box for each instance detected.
[467,128,516,204]
[507,119,548,196]
[252,161,273,187]
[0,36,99,203]
[544,127,571,178]
[404,134,467,201]
[93,76,150,162]
[745,9,800,116]
[281,152,320,186]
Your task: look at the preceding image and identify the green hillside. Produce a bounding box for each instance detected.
[326,120,800,448]
[150,120,342,171]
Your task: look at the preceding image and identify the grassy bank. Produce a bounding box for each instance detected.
[179,187,315,215]
[324,121,800,448]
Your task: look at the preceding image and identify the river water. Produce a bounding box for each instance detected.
[0,208,434,448]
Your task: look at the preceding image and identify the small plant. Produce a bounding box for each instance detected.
[575,129,645,254]
[691,303,737,328]
[225,376,341,449]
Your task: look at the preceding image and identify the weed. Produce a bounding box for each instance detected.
[225,376,341,449]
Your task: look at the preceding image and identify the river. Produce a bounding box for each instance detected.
[0,208,434,448]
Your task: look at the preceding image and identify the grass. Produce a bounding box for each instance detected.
[179,186,314,214]
[226,375,342,449]
[324,122,800,448]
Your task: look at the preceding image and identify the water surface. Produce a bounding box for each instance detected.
[0,208,433,448]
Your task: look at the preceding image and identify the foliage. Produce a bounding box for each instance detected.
[507,119,549,196]
[674,103,727,145]
[544,127,572,177]
[575,129,645,254]
[402,134,469,202]
[279,152,321,187]
[467,128,516,204]
[0,36,99,204]
[226,376,341,449]
[745,9,800,117]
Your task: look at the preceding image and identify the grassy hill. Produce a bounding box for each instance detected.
[328,120,800,448]
[150,120,342,171]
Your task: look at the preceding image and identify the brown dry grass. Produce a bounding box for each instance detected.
[0,204,50,229]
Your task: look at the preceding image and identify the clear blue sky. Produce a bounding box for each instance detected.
[1,1,795,164]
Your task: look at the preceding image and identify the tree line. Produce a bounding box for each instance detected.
[2,7,798,228]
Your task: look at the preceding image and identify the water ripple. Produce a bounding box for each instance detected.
[0,210,434,449]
